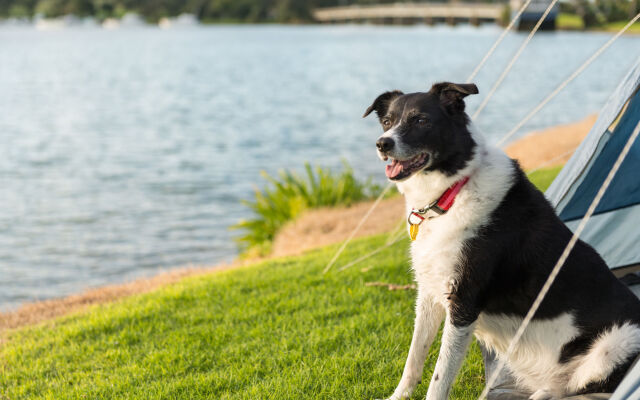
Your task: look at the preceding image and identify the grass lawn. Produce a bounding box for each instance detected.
[557,13,585,30]
[604,20,640,34]
[556,13,640,34]
[0,168,560,400]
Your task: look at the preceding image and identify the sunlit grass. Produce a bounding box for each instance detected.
[0,167,561,400]
[605,20,640,33]
[0,234,485,400]
[527,165,563,192]
[557,13,585,30]
[556,13,640,33]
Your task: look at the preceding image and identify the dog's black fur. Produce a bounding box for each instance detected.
[455,163,640,392]
[366,82,640,395]
[364,84,478,178]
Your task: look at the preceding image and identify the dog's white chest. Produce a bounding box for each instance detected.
[409,215,472,305]
[398,145,515,306]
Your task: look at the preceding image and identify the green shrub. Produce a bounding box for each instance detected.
[232,162,385,256]
[557,13,585,30]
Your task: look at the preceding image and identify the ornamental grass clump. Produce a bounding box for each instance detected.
[233,162,384,256]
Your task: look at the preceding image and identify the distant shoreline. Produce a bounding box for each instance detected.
[2,14,639,35]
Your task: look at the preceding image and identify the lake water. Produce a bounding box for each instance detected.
[0,24,637,310]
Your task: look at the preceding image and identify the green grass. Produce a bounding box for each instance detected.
[0,236,484,400]
[604,20,640,33]
[527,165,563,192]
[0,167,561,400]
[556,13,640,33]
[557,13,585,30]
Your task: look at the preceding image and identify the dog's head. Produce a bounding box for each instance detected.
[364,82,478,181]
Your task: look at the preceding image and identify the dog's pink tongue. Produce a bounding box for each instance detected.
[386,160,403,178]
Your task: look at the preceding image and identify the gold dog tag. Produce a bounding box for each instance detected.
[409,224,419,241]
[408,210,425,241]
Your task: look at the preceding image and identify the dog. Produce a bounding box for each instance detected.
[364,82,640,400]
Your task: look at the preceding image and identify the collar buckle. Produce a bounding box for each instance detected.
[406,176,470,241]
[412,199,446,221]
[408,210,426,226]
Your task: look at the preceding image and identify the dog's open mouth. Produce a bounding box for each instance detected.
[385,153,430,180]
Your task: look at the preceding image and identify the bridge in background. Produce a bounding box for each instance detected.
[312,3,506,26]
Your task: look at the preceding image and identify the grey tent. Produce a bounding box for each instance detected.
[484,56,640,399]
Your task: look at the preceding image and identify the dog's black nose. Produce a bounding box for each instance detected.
[376,137,394,152]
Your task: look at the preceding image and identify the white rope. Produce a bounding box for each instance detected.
[495,13,640,147]
[322,12,638,276]
[322,183,393,274]
[327,6,635,274]
[322,3,543,275]
[466,0,536,83]
[335,218,406,271]
[337,229,406,272]
[472,0,561,120]
[480,119,640,400]
[525,146,578,174]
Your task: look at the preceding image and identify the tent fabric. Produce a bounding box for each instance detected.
[610,358,640,400]
[564,204,640,268]
[559,88,640,222]
[545,56,640,269]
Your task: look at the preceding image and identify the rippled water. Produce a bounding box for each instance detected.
[0,25,637,309]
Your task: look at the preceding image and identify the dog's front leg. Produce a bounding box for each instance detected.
[424,314,475,400]
[386,293,445,400]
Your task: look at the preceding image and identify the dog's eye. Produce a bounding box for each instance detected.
[382,119,391,128]
[417,118,428,125]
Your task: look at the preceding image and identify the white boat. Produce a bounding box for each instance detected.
[158,13,199,29]
[101,18,120,29]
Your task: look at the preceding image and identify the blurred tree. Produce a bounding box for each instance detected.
[569,0,636,26]
[273,0,311,22]
[8,4,32,16]
[1,0,37,16]
[35,0,66,16]
[0,0,635,23]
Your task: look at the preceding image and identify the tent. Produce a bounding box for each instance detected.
[484,56,640,400]
[546,55,640,274]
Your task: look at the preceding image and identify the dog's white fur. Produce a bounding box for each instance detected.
[384,125,640,400]
[567,322,640,392]
[378,122,418,163]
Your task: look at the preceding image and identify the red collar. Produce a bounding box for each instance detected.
[407,176,470,240]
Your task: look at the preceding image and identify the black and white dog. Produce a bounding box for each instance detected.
[364,82,640,400]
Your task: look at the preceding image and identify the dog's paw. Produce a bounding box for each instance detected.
[528,389,556,400]
[376,393,406,400]
[377,388,412,400]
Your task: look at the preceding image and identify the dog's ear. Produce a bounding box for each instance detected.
[429,82,478,114]
[363,90,403,118]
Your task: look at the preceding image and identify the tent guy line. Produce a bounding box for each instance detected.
[325,15,638,276]
[495,13,640,147]
[465,0,536,83]
[321,3,555,275]
[471,0,561,120]
[321,183,393,274]
[337,230,406,272]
